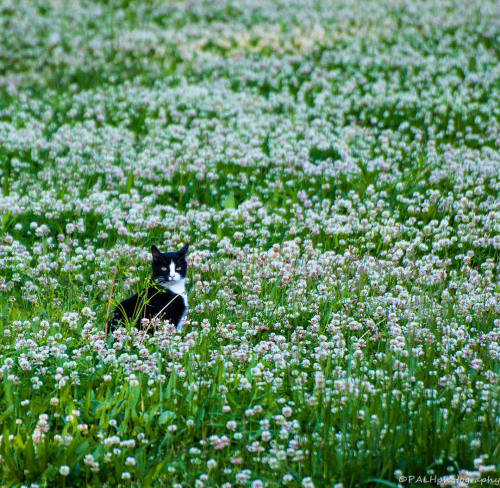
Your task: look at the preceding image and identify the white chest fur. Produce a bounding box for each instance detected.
[160,278,188,307]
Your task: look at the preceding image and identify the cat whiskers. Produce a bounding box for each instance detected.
[151,276,168,285]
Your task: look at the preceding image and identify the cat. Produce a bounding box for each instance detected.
[108,244,189,333]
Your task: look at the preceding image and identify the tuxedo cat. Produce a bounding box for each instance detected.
[108,244,189,333]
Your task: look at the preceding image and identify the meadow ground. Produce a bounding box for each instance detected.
[0,0,499,487]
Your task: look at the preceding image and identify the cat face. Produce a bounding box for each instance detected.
[151,244,188,285]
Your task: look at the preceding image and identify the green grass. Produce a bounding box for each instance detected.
[0,0,499,487]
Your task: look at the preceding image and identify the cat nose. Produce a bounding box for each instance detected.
[169,275,175,280]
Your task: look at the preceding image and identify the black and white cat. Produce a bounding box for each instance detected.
[108,244,189,333]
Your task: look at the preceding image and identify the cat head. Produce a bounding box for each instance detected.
[151,244,189,285]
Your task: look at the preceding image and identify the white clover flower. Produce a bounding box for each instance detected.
[125,457,136,466]
[84,455,94,466]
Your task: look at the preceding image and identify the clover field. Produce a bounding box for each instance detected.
[0,0,499,487]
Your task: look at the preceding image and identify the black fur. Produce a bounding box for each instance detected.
[108,244,188,333]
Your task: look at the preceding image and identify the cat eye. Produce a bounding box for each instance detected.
[161,267,167,271]
[176,267,181,270]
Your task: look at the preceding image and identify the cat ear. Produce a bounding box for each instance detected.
[178,243,189,256]
[151,245,163,261]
